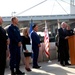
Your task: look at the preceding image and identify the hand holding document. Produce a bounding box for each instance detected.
[26,45,32,52]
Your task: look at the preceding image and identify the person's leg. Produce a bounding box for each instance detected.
[25,57,31,71]
[64,51,70,65]
[15,49,21,72]
[0,62,6,75]
[15,48,25,74]
[24,53,29,68]
[10,50,16,75]
[58,52,60,61]
[33,53,38,67]
[33,50,39,67]
[58,48,60,62]
[27,57,31,68]
[25,57,30,68]
[0,53,6,75]
[59,51,65,66]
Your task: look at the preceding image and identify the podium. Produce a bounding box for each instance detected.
[68,35,75,65]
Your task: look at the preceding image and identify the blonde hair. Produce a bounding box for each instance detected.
[22,27,29,36]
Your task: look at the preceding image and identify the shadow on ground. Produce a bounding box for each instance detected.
[5,60,75,75]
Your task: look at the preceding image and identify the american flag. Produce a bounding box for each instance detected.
[44,21,50,57]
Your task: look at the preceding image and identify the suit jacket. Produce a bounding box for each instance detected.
[7,24,21,48]
[0,26,7,51]
[58,28,69,51]
[31,31,40,51]
[58,28,68,40]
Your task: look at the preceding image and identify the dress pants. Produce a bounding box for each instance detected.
[0,51,6,75]
[33,49,39,67]
[10,46,21,71]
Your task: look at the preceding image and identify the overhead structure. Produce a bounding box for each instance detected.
[70,0,75,14]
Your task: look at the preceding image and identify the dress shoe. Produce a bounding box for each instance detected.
[16,70,25,75]
[33,66,40,69]
[11,70,16,75]
[37,65,41,68]
[61,64,65,66]
[60,62,65,66]
[11,71,16,75]
[65,63,71,65]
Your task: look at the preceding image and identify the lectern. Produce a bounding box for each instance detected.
[68,35,75,65]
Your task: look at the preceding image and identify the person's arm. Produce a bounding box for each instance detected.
[6,45,10,59]
[0,28,7,41]
[69,30,74,36]
[31,32,41,47]
[22,36,26,50]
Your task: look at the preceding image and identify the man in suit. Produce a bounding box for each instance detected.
[7,17,25,75]
[58,22,70,66]
[0,17,9,75]
[31,24,41,69]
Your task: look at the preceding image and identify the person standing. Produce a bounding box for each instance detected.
[58,22,70,66]
[55,33,60,62]
[31,24,41,69]
[0,17,9,75]
[66,25,74,36]
[22,27,32,72]
[7,17,25,75]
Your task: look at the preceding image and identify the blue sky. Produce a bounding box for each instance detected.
[0,0,71,16]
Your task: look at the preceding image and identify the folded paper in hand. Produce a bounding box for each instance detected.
[26,45,32,52]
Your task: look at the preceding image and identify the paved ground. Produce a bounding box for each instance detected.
[5,60,75,75]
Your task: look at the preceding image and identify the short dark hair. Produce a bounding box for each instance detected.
[32,24,37,29]
[11,17,17,22]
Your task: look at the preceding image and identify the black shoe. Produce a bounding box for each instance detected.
[16,70,25,75]
[60,62,65,66]
[65,63,71,65]
[33,66,40,69]
[61,64,65,66]
[37,65,41,68]
[11,71,16,75]
[65,61,71,65]
[58,59,60,62]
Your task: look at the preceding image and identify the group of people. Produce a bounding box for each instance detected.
[56,22,74,66]
[1,15,73,75]
[0,16,41,75]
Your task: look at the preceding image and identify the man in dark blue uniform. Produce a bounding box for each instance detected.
[31,24,41,69]
[7,17,25,75]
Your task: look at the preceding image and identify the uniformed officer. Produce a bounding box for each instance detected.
[7,17,25,75]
